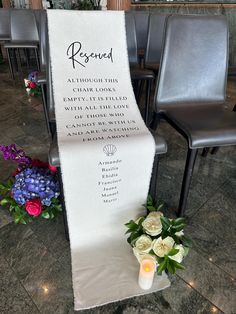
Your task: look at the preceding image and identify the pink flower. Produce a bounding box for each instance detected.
[48,164,57,173]
[25,198,42,217]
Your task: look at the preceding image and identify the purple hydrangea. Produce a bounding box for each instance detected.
[28,71,38,83]
[0,144,31,169]
[12,167,60,206]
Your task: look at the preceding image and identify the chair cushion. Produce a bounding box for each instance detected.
[163,104,236,148]
[48,133,167,167]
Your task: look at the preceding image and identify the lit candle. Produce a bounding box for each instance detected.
[138,259,156,290]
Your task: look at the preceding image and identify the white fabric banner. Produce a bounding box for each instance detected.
[47,10,170,311]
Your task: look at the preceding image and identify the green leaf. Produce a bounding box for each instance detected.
[147,205,157,212]
[0,198,10,206]
[42,211,50,219]
[13,213,22,224]
[137,217,145,226]
[160,216,171,230]
[168,248,179,256]
[156,203,164,211]
[157,259,167,274]
[147,194,153,205]
[167,258,176,274]
[172,260,185,270]
[0,183,7,190]
[124,220,139,231]
[171,224,186,232]
[166,258,176,274]
[181,236,192,248]
[0,197,16,206]
[171,217,185,226]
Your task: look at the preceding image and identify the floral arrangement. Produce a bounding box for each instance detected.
[24,71,41,97]
[125,196,191,275]
[0,144,62,224]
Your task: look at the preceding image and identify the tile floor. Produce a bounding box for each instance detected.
[0,63,235,314]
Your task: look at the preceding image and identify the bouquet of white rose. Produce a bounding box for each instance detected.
[125,196,191,275]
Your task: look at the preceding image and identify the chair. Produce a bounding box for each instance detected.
[0,9,11,41]
[145,13,169,73]
[4,9,40,79]
[132,11,150,62]
[45,15,168,238]
[152,14,236,217]
[125,12,155,124]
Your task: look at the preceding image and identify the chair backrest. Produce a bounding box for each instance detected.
[46,27,55,121]
[10,9,39,42]
[125,12,139,65]
[133,11,149,52]
[145,13,169,65]
[39,10,46,70]
[0,9,10,40]
[155,14,228,110]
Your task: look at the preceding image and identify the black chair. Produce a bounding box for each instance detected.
[125,12,155,124]
[132,11,150,63]
[4,9,40,79]
[152,14,236,217]
[145,13,169,74]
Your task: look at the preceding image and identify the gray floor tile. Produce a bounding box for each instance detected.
[0,223,57,282]
[179,249,236,314]
[0,254,40,314]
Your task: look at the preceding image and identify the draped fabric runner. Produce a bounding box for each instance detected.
[47,10,170,310]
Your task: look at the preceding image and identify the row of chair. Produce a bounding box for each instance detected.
[1,10,235,224]
[0,8,44,79]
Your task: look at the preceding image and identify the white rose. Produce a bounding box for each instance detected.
[142,214,162,236]
[135,235,153,253]
[175,230,184,237]
[152,236,175,257]
[133,248,157,265]
[169,244,185,263]
[147,211,163,219]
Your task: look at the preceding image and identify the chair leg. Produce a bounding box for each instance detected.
[233,104,236,112]
[177,148,198,217]
[201,147,209,157]
[35,48,40,71]
[210,147,219,155]
[6,48,14,80]
[58,167,69,241]
[144,79,152,125]
[137,80,144,104]
[149,153,159,206]
[149,112,161,130]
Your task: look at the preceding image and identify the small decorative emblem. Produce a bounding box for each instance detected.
[103,144,117,156]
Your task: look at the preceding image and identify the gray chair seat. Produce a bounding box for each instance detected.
[4,41,38,48]
[162,105,236,149]
[49,134,167,167]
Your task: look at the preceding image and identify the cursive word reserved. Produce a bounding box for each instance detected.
[66,41,113,69]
